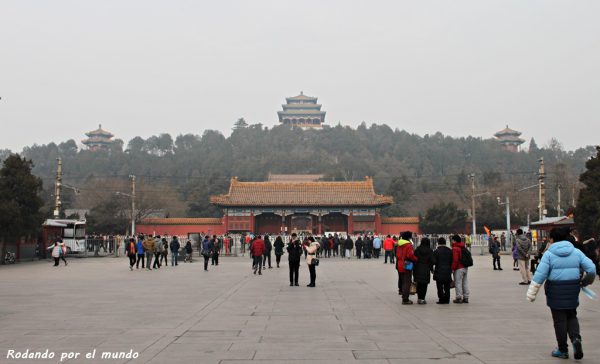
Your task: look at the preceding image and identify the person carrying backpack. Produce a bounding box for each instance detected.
[451,234,470,304]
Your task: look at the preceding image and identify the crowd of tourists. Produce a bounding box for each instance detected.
[123,234,194,271]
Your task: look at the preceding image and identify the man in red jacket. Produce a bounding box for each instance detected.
[383,235,395,264]
[396,231,418,304]
[250,235,265,275]
[451,234,470,304]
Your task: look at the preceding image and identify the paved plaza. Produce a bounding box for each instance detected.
[1,254,599,364]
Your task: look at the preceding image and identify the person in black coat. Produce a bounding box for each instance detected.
[263,235,273,269]
[287,233,302,286]
[364,237,373,259]
[273,236,285,268]
[355,237,364,259]
[413,237,433,304]
[431,237,453,304]
[344,236,354,259]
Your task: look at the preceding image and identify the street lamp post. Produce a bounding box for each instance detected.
[115,175,136,258]
[497,196,511,248]
[470,173,491,255]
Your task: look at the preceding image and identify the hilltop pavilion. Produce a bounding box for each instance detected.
[82,124,115,151]
[494,125,525,152]
[277,92,326,129]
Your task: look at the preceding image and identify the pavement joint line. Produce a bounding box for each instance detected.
[126,270,253,364]
[336,261,486,364]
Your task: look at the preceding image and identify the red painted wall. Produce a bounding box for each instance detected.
[377,223,421,236]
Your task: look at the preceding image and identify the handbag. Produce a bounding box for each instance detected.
[409,282,417,295]
[450,279,455,289]
[313,258,320,266]
[404,260,413,271]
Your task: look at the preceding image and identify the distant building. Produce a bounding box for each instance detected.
[82,124,115,151]
[277,92,326,129]
[137,175,421,236]
[494,125,525,152]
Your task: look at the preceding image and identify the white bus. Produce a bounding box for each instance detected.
[42,219,87,254]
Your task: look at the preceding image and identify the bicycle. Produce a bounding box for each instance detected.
[4,251,16,264]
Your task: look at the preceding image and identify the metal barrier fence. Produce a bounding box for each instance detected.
[64,233,525,259]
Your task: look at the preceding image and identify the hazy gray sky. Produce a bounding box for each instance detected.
[1,0,599,152]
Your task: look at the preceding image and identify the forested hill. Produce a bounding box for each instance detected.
[2,123,596,226]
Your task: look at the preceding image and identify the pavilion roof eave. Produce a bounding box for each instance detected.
[278,110,326,116]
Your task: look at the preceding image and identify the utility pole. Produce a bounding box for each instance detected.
[538,157,546,220]
[53,158,63,218]
[557,184,561,217]
[130,175,136,237]
[470,173,476,237]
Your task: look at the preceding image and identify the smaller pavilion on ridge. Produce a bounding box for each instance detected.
[494,125,525,152]
[82,124,115,151]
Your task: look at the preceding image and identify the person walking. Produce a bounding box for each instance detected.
[344,236,353,259]
[512,242,519,270]
[170,236,180,266]
[274,235,284,268]
[383,235,395,264]
[263,235,272,269]
[201,237,213,271]
[250,235,265,275]
[432,237,453,304]
[135,235,145,269]
[501,232,507,251]
[489,235,502,270]
[413,237,433,304]
[48,239,66,267]
[184,240,193,262]
[515,229,532,284]
[287,233,302,286]
[305,236,320,287]
[143,235,155,270]
[451,234,470,303]
[526,227,596,360]
[395,231,418,304]
[211,235,220,266]
[126,238,137,271]
[153,236,163,269]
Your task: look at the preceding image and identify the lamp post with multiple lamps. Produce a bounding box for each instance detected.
[115,175,136,257]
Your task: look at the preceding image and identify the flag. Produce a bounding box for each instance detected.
[483,226,491,236]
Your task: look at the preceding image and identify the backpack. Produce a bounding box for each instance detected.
[460,247,473,267]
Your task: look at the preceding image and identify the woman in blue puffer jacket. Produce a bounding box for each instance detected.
[526,227,596,360]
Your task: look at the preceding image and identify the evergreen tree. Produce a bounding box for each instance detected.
[233,117,248,130]
[86,196,129,234]
[528,138,539,153]
[575,146,600,237]
[0,154,44,263]
[419,202,467,233]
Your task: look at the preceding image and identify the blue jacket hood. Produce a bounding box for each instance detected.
[548,241,574,257]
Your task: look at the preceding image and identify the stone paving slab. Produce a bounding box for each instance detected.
[1,254,599,363]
